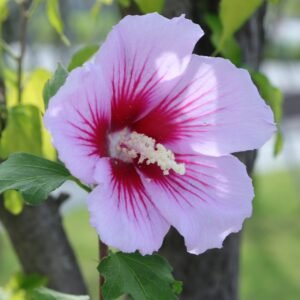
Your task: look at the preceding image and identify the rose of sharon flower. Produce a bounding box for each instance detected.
[44,13,275,255]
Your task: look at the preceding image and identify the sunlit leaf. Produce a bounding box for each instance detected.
[23,68,52,112]
[0,153,71,204]
[204,13,241,65]
[219,0,263,49]
[43,64,68,109]
[99,252,180,300]
[0,105,43,159]
[3,190,24,215]
[3,68,18,108]
[133,0,165,13]
[46,0,70,46]
[118,0,131,7]
[68,45,99,71]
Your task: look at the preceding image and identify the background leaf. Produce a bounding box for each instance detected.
[0,153,71,204]
[43,64,68,109]
[133,0,165,13]
[3,190,24,215]
[219,0,263,49]
[46,0,70,45]
[0,105,43,158]
[251,71,284,156]
[99,252,180,300]
[68,45,99,71]
[0,0,8,23]
[27,287,90,300]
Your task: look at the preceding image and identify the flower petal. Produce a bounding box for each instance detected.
[44,63,111,184]
[95,13,203,130]
[139,154,253,254]
[87,158,170,255]
[133,55,275,156]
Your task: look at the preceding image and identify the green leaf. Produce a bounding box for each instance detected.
[204,13,241,65]
[3,190,24,215]
[99,252,180,300]
[0,105,43,159]
[27,288,90,300]
[68,45,99,71]
[133,0,165,13]
[219,0,263,49]
[23,68,52,112]
[46,0,70,46]
[251,71,284,156]
[118,0,131,7]
[0,0,8,23]
[43,64,68,109]
[0,153,71,204]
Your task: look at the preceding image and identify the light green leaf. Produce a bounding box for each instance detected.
[99,252,180,300]
[0,153,71,204]
[23,68,52,112]
[204,13,241,65]
[0,105,43,159]
[68,45,99,71]
[43,64,68,109]
[46,0,70,46]
[133,0,165,13]
[251,71,284,156]
[3,190,24,215]
[219,0,263,49]
[0,0,8,23]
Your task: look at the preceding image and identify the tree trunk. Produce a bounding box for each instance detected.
[0,195,88,295]
[159,1,266,300]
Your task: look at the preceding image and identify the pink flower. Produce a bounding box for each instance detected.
[44,13,275,255]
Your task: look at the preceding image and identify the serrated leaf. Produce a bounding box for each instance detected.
[99,252,180,300]
[251,71,284,156]
[0,105,43,159]
[46,0,70,46]
[0,153,71,204]
[43,64,68,109]
[219,0,263,49]
[3,190,24,215]
[133,0,165,13]
[68,45,99,71]
[204,13,241,65]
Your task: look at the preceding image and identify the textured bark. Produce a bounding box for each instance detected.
[159,1,266,300]
[0,195,87,294]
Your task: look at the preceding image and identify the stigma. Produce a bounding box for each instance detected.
[108,129,185,176]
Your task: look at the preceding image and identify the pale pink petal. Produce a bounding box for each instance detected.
[139,154,253,254]
[95,13,203,130]
[44,63,111,184]
[87,158,170,255]
[133,55,275,155]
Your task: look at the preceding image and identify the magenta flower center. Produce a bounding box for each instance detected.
[108,128,185,176]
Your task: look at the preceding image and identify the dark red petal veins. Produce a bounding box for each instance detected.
[110,160,157,221]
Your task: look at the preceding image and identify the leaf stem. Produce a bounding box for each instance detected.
[70,177,92,193]
[0,39,18,61]
[99,239,108,300]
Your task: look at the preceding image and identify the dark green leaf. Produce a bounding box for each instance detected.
[133,0,165,13]
[99,252,180,300]
[43,64,68,109]
[68,45,99,71]
[219,0,263,49]
[0,153,71,204]
[0,105,43,159]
